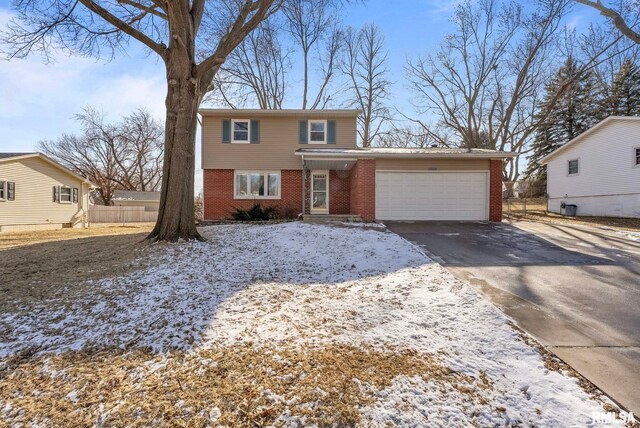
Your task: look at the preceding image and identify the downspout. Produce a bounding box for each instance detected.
[301,156,306,217]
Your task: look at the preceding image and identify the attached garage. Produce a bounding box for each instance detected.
[376,171,489,221]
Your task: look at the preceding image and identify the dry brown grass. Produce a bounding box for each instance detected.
[0,344,490,427]
[503,199,640,232]
[0,225,153,311]
[0,224,153,250]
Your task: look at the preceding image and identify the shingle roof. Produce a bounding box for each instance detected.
[295,147,517,158]
[0,152,37,159]
[112,190,161,201]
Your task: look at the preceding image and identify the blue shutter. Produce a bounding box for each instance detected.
[299,120,308,144]
[222,119,231,143]
[250,120,260,144]
[327,120,336,144]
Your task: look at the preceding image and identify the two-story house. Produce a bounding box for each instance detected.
[540,116,640,217]
[201,109,514,222]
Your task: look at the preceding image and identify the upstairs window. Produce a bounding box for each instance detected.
[568,159,579,175]
[309,120,326,143]
[635,147,640,166]
[232,119,250,143]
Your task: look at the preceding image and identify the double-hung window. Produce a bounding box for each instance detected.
[232,119,250,143]
[309,120,326,143]
[60,186,72,203]
[568,159,579,175]
[234,171,280,199]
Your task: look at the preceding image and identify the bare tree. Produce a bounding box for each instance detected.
[376,126,438,148]
[2,0,279,241]
[404,0,627,180]
[38,108,163,205]
[342,24,391,147]
[283,0,343,109]
[575,0,640,44]
[208,18,291,109]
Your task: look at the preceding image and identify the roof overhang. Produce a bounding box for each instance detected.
[199,109,362,118]
[302,158,358,171]
[0,153,96,186]
[295,149,517,160]
[539,116,640,164]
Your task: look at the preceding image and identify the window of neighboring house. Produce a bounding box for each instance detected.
[234,171,280,199]
[0,181,5,201]
[232,119,250,143]
[635,147,640,166]
[309,120,326,143]
[568,159,579,175]
[60,186,72,203]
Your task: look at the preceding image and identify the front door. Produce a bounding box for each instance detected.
[311,171,329,213]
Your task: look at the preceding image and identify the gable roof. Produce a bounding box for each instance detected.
[539,116,640,164]
[112,190,160,202]
[0,152,37,159]
[199,109,361,118]
[0,152,95,186]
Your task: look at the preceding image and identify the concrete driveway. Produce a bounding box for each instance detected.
[386,220,640,416]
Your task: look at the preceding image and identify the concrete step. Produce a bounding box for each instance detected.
[303,214,362,224]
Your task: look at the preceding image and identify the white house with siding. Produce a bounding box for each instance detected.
[540,116,640,218]
[0,153,94,232]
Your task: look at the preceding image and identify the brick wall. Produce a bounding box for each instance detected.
[203,169,302,220]
[349,159,376,222]
[329,170,351,214]
[489,159,503,222]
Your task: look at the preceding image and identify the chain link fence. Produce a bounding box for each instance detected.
[503,180,547,217]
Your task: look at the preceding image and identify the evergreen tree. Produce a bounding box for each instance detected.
[606,59,640,116]
[525,57,601,180]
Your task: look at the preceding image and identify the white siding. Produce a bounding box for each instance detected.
[547,120,640,217]
[376,172,488,220]
[0,157,90,228]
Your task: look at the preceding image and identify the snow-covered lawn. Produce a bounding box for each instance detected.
[0,222,617,426]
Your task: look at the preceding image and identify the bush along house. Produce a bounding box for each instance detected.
[200,109,515,222]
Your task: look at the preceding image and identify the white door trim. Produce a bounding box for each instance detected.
[311,170,329,214]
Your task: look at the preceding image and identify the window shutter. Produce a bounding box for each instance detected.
[7,182,15,201]
[73,188,79,203]
[299,120,308,144]
[327,120,336,144]
[53,186,59,202]
[222,119,231,143]
[250,120,260,144]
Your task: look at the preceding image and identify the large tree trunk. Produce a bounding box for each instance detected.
[147,49,203,242]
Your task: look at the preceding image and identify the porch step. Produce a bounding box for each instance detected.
[303,214,363,224]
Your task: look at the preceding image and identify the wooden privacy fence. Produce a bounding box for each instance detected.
[89,206,158,223]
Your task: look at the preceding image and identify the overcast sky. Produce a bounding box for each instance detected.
[0,0,597,194]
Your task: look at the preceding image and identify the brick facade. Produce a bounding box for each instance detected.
[329,170,351,215]
[489,159,503,222]
[349,159,376,222]
[205,159,501,222]
[203,169,302,220]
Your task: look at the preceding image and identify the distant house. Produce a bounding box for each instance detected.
[540,116,640,218]
[0,152,94,232]
[112,190,160,212]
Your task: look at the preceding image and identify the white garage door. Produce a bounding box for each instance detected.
[375,172,488,220]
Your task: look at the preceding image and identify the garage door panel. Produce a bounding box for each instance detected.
[375,172,488,221]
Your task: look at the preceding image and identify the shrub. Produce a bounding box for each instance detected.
[231,203,277,221]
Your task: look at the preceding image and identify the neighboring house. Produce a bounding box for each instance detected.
[201,109,515,222]
[0,152,94,232]
[112,190,160,211]
[540,116,640,218]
